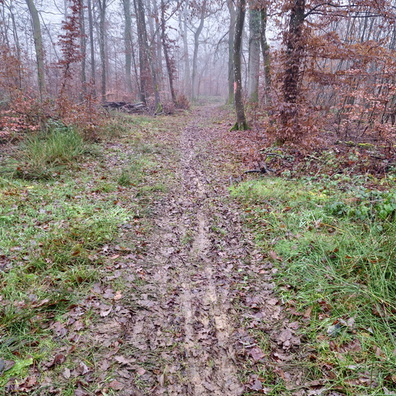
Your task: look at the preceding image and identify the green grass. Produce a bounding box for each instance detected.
[231,176,396,395]
[9,125,90,180]
[0,113,176,392]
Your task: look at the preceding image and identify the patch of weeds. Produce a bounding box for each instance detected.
[118,168,133,186]
[140,183,168,193]
[13,125,88,180]
[99,114,131,138]
[181,230,194,245]
[231,177,396,394]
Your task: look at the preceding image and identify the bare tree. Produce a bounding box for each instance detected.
[191,0,207,100]
[232,0,248,130]
[25,0,46,100]
[248,6,260,103]
[260,6,271,105]
[226,0,236,104]
[122,0,134,95]
[98,0,107,102]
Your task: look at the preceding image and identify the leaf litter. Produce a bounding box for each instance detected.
[2,105,323,395]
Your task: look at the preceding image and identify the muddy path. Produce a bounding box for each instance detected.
[116,105,299,395]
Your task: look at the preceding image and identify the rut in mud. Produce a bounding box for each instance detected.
[122,107,245,395]
[116,106,300,395]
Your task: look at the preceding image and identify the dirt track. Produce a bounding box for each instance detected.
[115,105,297,395]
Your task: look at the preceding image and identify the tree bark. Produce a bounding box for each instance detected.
[122,0,134,95]
[248,7,260,103]
[87,0,96,95]
[25,0,46,100]
[180,7,191,97]
[260,6,271,105]
[191,0,207,100]
[232,0,248,130]
[160,0,176,104]
[280,0,305,138]
[79,0,87,98]
[135,0,161,111]
[226,0,236,104]
[98,0,107,103]
[134,0,148,104]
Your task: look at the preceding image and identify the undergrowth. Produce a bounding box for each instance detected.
[231,174,396,395]
[0,112,174,392]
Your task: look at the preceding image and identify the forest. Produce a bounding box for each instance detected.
[1,0,396,395]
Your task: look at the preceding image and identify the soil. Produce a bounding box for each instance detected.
[3,104,306,395]
[95,104,302,395]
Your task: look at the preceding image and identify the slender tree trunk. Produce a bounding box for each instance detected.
[25,0,46,100]
[226,0,236,104]
[191,0,206,100]
[248,7,260,103]
[122,0,133,95]
[260,7,271,105]
[79,0,87,98]
[161,0,176,104]
[134,0,148,104]
[8,3,23,89]
[98,0,107,103]
[87,0,96,95]
[232,0,248,130]
[181,7,191,97]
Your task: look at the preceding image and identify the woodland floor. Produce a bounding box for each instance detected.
[2,103,396,395]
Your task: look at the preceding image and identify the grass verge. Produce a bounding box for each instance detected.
[231,175,396,395]
[0,112,176,393]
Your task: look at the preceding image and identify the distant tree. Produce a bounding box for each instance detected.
[232,0,249,130]
[97,0,107,102]
[25,0,46,100]
[248,6,260,103]
[226,0,236,104]
[122,0,134,95]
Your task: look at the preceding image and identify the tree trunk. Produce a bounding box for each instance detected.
[135,0,161,111]
[160,0,176,104]
[8,3,23,89]
[134,0,148,104]
[280,0,306,140]
[98,0,107,103]
[248,7,260,103]
[122,0,133,95]
[180,7,191,97]
[87,0,96,95]
[191,0,207,100]
[232,0,248,131]
[25,0,46,100]
[226,0,236,104]
[79,0,87,98]
[260,7,271,105]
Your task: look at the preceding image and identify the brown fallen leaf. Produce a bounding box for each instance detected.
[113,291,123,301]
[62,367,71,379]
[108,380,125,390]
[0,359,15,373]
[136,367,146,376]
[114,355,132,365]
[78,362,90,375]
[269,250,282,261]
[277,328,293,344]
[249,347,265,362]
[18,376,37,391]
[47,353,66,368]
[100,305,113,317]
